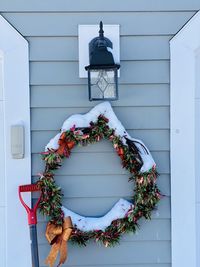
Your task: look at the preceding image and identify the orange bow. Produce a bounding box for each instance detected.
[45,217,73,267]
[57,133,75,156]
[116,147,124,160]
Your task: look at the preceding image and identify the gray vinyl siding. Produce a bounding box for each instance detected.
[0,1,199,266]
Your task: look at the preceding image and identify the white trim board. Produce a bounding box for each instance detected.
[170,10,200,267]
[0,15,31,266]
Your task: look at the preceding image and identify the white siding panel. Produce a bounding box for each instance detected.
[0,57,3,100]
[195,55,200,267]
[0,102,5,206]
[0,208,6,267]
[195,99,200,203]
[196,203,200,267]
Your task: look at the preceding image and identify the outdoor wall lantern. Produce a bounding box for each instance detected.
[85,21,120,101]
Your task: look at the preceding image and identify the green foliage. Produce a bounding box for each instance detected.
[38,115,161,247]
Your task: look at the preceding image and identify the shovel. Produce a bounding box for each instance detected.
[19,184,41,267]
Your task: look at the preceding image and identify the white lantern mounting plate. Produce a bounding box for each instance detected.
[78,24,120,78]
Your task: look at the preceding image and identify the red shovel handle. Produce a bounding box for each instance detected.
[18,184,41,225]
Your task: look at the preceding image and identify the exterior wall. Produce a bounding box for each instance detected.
[195,49,200,267]
[0,15,31,266]
[0,1,199,266]
[0,53,6,267]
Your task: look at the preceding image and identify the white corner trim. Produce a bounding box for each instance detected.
[170,10,200,267]
[170,11,200,50]
[0,15,31,267]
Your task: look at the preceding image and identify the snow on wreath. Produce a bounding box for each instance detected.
[36,102,162,267]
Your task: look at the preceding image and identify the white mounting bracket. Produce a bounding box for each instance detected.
[78,24,120,78]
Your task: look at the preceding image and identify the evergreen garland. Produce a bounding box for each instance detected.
[37,114,161,247]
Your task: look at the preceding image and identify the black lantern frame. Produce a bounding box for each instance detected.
[85,21,120,101]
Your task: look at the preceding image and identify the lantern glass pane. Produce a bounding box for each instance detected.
[89,69,117,100]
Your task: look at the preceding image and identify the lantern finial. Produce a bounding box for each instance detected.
[99,21,104,38]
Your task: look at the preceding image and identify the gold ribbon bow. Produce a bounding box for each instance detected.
[45,217,73,267]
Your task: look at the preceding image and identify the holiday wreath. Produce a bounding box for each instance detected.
[37,102,161,266]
